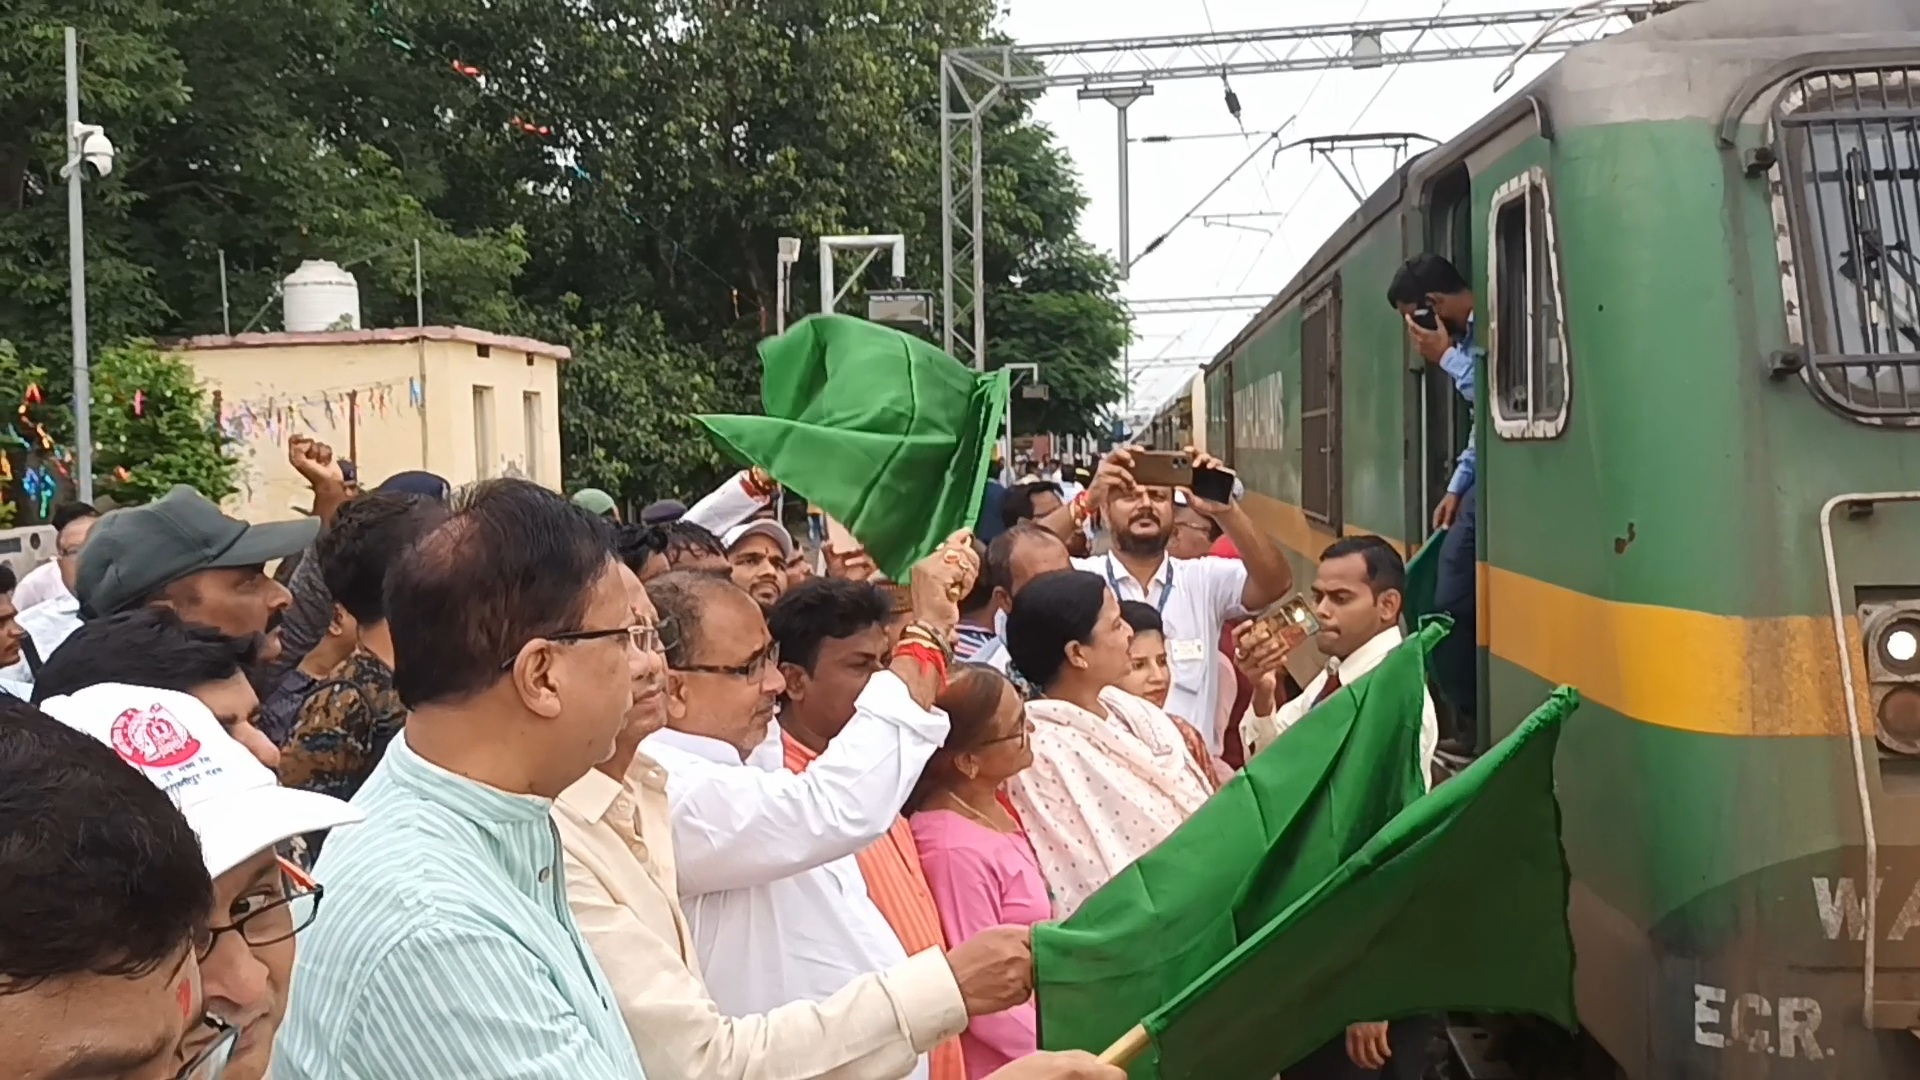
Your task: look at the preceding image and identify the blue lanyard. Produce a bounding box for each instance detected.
[1105,556,1173,616]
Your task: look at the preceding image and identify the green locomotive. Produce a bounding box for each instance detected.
[1194,0,1920,1074]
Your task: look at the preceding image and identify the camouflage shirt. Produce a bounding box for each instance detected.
[278,649,406,805]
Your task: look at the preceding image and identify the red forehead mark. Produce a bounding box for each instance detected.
[176,974,193,1019]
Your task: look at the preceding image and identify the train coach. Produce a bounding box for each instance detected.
[1201,0,1920,1075]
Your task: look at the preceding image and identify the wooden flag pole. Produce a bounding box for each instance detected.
[1100,1025,1151,1066]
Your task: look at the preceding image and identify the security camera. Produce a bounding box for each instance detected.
[69,123,115,177]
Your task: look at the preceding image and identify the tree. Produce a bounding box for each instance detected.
[975,109,1131,437]
[0,0,1131,507]
[532,304,732,509]
[0,339,230,517]
[87,339,237,505]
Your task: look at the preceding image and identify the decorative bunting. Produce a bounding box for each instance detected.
[21,467,55,518]
[211,376,421,444]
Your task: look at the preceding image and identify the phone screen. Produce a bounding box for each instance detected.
[1413,307,1440,331]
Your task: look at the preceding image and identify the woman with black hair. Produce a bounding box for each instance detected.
[1000,570,1213,919]
[1113,600,1224,790]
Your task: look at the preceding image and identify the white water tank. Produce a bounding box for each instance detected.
[282,260,361,332]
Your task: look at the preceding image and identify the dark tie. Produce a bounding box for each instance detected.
[1312,669,1343,707]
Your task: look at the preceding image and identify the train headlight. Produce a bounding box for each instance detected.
[1884,624,1919,667]
[1861,605,1920,756]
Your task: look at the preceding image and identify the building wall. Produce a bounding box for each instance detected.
[427,340,563,490]
[177,336,563,524]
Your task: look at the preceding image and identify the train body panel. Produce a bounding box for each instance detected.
[1203,0,1920,1072]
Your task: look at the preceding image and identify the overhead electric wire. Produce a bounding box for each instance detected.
[1198,0,1431,360]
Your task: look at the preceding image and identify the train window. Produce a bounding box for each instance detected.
[1300,282,1342,528]
[1486,167,1571,439]
[1773,67,1920,423]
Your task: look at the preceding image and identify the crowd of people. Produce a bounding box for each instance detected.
[0,372,1445,1078]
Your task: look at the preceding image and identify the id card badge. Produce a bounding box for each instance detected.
[1168,638,1207,664]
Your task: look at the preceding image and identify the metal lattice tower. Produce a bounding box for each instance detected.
[939,1,1683,369]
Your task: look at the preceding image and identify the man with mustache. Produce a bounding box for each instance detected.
[1032,446,1293,758]
[64,486,318,684]
[722,519,797,610]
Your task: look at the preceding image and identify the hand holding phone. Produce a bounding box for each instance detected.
[1255,595,1320,651]
[1126,450,1193,488]
[1404,310,1451,365]
[1232,619,1291,680]
[1189,464,1237,506]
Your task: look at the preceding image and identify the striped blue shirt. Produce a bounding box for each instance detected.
[275,735,645,1079]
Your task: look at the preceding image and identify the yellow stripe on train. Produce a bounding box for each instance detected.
[1237,493,1867,739]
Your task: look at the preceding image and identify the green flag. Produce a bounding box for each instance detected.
[697,315,1009,580]
[1033,620,1447,1073]
[1402,528,1447,627]
[1143,688,1580,1079]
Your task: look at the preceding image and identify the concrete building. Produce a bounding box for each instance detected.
[171,326,568,524]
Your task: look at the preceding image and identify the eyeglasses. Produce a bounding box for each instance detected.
[175,1015,237,1080]
[977,719,1034,750]
[196,858,323,959]
[498,623,666,671]
[677,641,781,680]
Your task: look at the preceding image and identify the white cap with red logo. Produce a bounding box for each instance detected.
[39,683,364,878]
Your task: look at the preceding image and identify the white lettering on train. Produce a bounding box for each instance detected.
[1893,882,1920,941]
[1694,985,1726,1048]
[1234,371,1284,453]
[1811,876,1920,940]
[1731,993,1771,1053]
[1694,985,1827,1060]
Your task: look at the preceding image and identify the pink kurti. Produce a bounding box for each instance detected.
[911,809,1052,1079]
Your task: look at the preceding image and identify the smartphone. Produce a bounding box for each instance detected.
[1128,450,1193,488]
[1190,464,1237,505]
[1412,306,1440,331]
[1255,595,1322,650]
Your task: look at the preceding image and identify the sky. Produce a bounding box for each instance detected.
[995,0,1583,425]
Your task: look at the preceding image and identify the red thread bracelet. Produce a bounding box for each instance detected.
[894,642,949,689]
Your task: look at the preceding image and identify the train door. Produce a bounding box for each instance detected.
[1407,165,1478,749]
[1412,163,1475,543]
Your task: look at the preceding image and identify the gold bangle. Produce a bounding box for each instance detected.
[902,621,955,661]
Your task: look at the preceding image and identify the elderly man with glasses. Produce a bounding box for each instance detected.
[636,535,1040,1080]
[38,683,362,1080]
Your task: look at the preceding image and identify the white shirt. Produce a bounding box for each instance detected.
[554,754,965,1080]
[12,561,68,612]
[642,671,950,1080]
[684,471,772,536]
[1240,625,1438,790]
[1073,553,1249,755]
[0,592,82,687]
